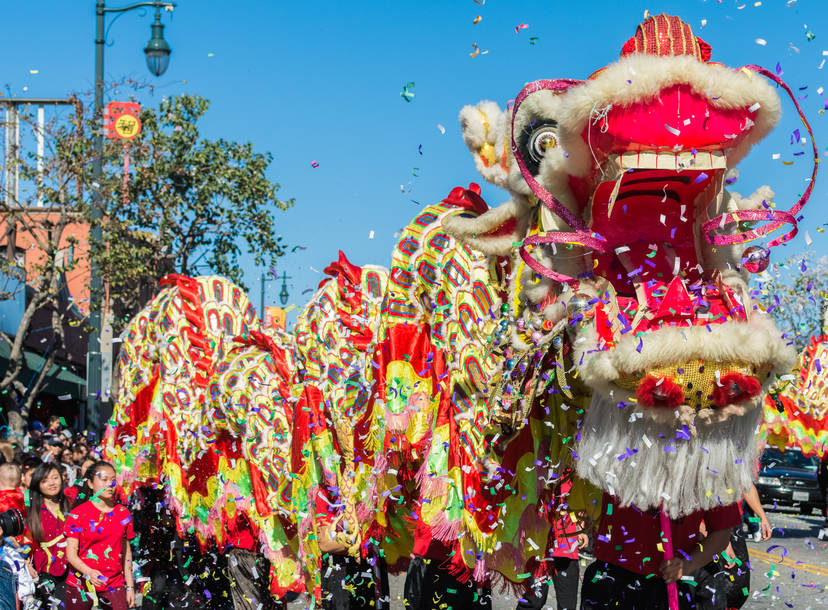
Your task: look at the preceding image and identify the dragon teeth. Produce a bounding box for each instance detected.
[617,149,728,171]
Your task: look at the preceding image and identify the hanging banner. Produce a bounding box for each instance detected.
[105,102,142,206]
[105,102,142,140]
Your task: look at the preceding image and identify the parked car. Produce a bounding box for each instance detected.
[756,448,822,514]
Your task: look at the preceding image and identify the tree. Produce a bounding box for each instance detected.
[83,94,293,329]
[0,100,89,437]
[752,251,828,353]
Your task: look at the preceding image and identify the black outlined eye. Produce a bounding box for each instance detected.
[518,119,558,175]
[529,127,558,163]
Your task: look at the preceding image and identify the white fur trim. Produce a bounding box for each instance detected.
[442,199,531,256]
[558,54,781,171]
[574,313,796,389]
[459,101,511,188]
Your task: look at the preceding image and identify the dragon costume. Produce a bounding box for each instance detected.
[101,14,817,604]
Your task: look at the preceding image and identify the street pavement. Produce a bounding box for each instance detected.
[742,506,828,609]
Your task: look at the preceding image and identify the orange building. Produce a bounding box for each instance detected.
[0,208,90,422]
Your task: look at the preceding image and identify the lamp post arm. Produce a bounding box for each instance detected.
[103,1,175,14]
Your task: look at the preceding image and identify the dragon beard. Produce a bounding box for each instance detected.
[575,392,760,518]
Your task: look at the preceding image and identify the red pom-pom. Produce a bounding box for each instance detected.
[711,372,761,408]
[636,375,685,408]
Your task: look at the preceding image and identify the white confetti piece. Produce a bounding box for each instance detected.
[772,153,781,159]
[748,102,761,112]
[664,123,681,136]
[755,38,767,46]
[805,230,812,245]
[368,230,375,239]
[437,124,446,134]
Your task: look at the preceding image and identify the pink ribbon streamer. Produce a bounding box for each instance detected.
[510,79,611,285]
[659,505,679,610]
[703,65,818,248]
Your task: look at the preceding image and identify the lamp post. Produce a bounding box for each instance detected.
[86,0,175,437]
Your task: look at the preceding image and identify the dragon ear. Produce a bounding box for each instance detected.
[459,101,511,188]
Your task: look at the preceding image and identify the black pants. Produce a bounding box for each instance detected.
[819,459,828,523]
[404,556,491,610]
[692,528,750,610]
[580,561,698,610]
[740,500,759,537]
[321,553,390,610]
[141,561,191,610]
[36,572,66,610]
[226,548,275,610]
[516,557,580,610]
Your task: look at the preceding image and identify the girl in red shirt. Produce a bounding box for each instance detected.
[64,462,135,610]
[26,463,70,608]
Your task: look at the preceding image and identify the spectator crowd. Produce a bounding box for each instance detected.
[0,417,278,610]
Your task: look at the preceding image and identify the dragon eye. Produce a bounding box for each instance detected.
[529,127,558,163]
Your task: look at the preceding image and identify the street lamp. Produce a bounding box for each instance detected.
[279,273,290,306]
[85,0,176,437]
[144,8,172,76]
[260,271,291,324]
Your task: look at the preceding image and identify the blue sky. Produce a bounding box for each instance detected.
[4,1,827,325]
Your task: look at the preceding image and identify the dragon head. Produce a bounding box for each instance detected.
[448,14,815,516]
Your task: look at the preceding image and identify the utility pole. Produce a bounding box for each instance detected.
[85,0,175,438]
[86,0,106,436]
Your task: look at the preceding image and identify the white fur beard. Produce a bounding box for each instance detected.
[575,393,761,518]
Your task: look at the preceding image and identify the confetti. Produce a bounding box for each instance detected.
[469,43,488,58]
[310,160,319,168]
[473,15,482,24]
[515,23,529,34]
[755,38,767,46]
[400,82,415,102]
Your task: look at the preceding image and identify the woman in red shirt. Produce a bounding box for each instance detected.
[64,461,135,610]
[26,463,70,608]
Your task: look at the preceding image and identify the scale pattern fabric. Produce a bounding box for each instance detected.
[101,186,585,598]
[764,333,828,457]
